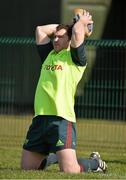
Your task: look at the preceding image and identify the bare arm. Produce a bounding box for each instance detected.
[71,11,93,48]
[35,24,58,45]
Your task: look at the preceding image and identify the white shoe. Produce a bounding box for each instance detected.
[89,152,107,173]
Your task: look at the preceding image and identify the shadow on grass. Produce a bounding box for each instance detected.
[106,160,126,164]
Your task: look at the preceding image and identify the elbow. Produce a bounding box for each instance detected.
[36,26,41,35]
[35,26,45,44]
[36,26,40,31]
[35,27,40,44]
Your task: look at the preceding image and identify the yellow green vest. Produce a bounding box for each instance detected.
[34,49,86,122]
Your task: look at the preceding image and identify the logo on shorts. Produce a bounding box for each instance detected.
[56,139,64,146]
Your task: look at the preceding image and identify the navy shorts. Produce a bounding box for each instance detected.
[23,115,76,155]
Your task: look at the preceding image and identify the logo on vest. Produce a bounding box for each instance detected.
[43,64,63,71]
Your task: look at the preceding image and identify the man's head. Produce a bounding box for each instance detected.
[53,24,72,52]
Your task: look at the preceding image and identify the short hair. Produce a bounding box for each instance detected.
[56,24,73,40]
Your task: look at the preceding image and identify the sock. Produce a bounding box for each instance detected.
[46,153,58,167]
[78,158,99,172]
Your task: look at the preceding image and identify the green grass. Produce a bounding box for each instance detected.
[0,115,126,179]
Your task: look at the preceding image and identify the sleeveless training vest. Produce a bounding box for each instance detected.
[34,49,86,122]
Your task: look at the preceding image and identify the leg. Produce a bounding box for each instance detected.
[56,149,99,173]
[46,152,107,173]
[21,116,50,170]
[56,149,80,173]
[21,149,46,170]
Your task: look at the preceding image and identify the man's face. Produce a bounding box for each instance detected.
[53,28,70,52]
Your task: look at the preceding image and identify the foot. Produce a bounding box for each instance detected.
[89,152,107,173]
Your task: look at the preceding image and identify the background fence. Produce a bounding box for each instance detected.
[75,40,126,120]
[0,37,126,158]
